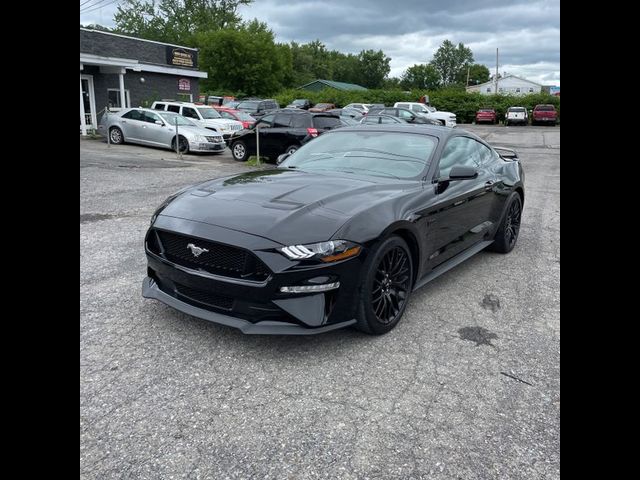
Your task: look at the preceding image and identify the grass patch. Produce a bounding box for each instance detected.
[246,156,270,167]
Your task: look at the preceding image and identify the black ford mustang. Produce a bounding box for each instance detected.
[143,125,524,335]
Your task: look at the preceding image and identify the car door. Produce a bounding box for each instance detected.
[249,113,275,155]
[181,106,203,128]
[423,136,498,267]
[262,113,293,155]
[140,111,173,147]
[119,110,146,142]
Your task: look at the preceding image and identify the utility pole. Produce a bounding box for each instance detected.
[495,48,499,94]
[466,66,470,87]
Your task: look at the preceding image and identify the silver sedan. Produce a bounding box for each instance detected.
[97,108,226,154]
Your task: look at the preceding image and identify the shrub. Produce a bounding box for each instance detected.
[273,88,560,124]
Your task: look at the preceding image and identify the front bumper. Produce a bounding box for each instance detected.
[142,277,355,334]
[189,141,226,152]
[142,217,366,334]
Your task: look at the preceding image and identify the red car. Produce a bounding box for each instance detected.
[532,104,558,126]
[213,107,256,129]
[475,108,497,124]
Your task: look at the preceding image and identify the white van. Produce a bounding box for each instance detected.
[394,102,457,127]
[151,101,243,139]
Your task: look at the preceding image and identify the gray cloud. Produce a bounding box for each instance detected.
[80,0,560,85]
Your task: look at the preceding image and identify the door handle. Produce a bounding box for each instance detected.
[122,120,127,123]
[484,180,495,191]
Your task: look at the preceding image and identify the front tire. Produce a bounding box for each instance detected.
[355,236,413,335]
[231,140,248,161]
[488,193,522,253]
[109,127,124,144]
[172,136,189,154]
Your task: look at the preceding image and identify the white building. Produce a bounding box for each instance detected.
[466,74,543,95]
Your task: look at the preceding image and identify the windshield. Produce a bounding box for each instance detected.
[237,101,260,112]
[510,107,526,112]
[197,108,222,119]
[157,112,197,127]
[229,110,254,121]
[279,131,437,179]
[536,105,556,111]
[424,105,436,113]
[479,109,494,113]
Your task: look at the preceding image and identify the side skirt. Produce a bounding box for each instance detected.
[413,240,494,291]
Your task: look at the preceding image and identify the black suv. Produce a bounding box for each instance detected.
[235,99,280,119]
[229,109,341,162]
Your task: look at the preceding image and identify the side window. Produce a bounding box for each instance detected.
[122,110,144,121]
[380,116,395,124]
[256,113,275,128]
[473,140,495,166]
[153,103,166,111]
[398,109,413,119]
[291,115,312,128]
[167,105,180,113]
[182,107,199,119]
[273,113,291,128]
[437,137,481,177]
[143,111,162,124]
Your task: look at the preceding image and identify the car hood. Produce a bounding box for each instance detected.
[159,169,418,245]
[176,125,223,137]
[200,118,242,128]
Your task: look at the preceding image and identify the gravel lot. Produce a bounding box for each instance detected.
[80,124,560,479]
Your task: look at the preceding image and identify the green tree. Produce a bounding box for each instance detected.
[355,49,391,88]
[456,63,491,86]
[429,40,474,86]
[114,0,252,44]
[197,21,291,96]
[382,77,402,89]
[400,64,441,90]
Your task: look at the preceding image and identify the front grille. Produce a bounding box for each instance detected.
[231,124,242,130]
[205,136,223,143]
[174,282,234,310]
[150,229,271,281]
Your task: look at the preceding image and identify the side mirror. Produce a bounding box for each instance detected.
[449,166,478,180]
[155,120,164,125]
[277,153,290,165]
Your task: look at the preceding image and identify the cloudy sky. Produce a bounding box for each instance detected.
[80,0,560,85]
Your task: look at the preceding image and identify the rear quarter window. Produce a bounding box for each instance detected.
[313,116,341,129]
[291,115,312,128]
[167,105,180,113]
[153,103,166,110]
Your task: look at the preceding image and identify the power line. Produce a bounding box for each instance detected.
[80,0,110,10]
[80,0,95,7]
[81,0,119,15]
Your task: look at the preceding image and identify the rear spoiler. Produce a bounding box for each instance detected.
[494,147,519,161]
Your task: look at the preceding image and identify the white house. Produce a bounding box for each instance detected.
[466,74,543,95]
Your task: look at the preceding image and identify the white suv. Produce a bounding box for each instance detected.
[151,101,243,139]
[394,102,457,127]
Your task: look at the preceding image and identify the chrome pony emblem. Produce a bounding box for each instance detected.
[187,243,209,257]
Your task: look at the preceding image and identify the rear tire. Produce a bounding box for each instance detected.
[231,140,248,161]
[284,144,299,155]
[488,193,522,253]
[109,127,124,144]
[355,236,414,335]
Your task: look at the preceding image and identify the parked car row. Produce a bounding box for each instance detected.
[475,104,558,125]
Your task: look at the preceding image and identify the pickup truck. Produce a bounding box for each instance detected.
[532,104,558,126]
[504,106,528,126]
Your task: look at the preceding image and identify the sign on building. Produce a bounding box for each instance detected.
[178,78,191,91]
[166,47,197,68]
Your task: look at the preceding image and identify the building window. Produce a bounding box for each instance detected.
[515,88,521,93]
[486,87,491,93]
[529,87,534,92]
[107,89,131,109]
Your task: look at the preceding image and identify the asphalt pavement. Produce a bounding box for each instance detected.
[80,124,560,479]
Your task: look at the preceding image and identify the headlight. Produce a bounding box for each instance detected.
[193,135,207,142]
[279,240,361,262]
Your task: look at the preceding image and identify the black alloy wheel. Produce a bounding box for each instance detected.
[489,193,522,253]
[172,136,189,154]
[356,236,413,334]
